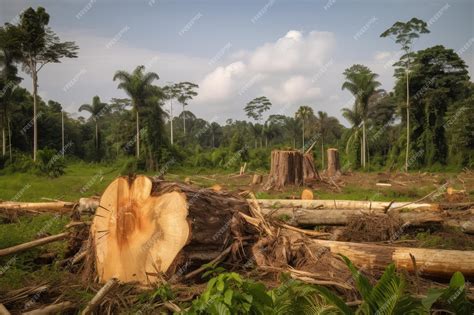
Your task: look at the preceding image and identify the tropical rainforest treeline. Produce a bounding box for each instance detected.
[0,8,472,176]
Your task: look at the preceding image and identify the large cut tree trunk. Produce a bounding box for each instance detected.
[327,148,340,177]
[303,153,320,182]
[91,175,250,284]
[314,239,474,278]
[264,150,303,190]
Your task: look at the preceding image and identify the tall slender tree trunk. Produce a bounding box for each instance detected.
[8,116,11,162]
[170,99,174,145]
[360,137,363,168]
[405,66,410,172]
[362,120,366,169]
[62,111,65,157]
[302,119,305,151]
[32,70,38,162]
[136,109,140,159]
[2,125,5,157]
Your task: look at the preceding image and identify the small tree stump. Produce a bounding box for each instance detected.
[303,153,320,182]
[265,150,303,190]
[251,174,263,185]
[301,189,314,200]
[327,148,340,177]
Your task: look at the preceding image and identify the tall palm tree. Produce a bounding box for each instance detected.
[315,111,328,168]
[79,95,107,151]
[113,65,159,158]
[342,106,363,167]
[295,106,314,151]
[0,29,22,160]
[342,65,381,169]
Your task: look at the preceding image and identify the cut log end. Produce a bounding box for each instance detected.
[91,175,250,285]
[92,176,190,283]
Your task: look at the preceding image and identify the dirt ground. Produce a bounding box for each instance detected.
[168,169,474,202]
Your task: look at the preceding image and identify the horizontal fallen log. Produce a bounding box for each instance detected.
[314,239,474,278]
[261,208,444,227]
[0,232,68,257]
[256,199,437,211]
[0,201,75,213]
[444,219,474,234]
[23,302,74,315]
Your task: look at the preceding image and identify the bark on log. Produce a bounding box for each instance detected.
[303,153,320,182]
[326,148,340,177]
[0,232,68,257]
[261,208,444,227]
[264,150,303,190]
[256,199,438,211]
[91,175,251,284]
[313,239,474,278]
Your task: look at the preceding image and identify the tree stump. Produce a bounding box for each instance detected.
[302,153,320,182]
[251,174,263,185]
[301,189,314,200]
[264,150,303,190]
[91,175,251,284]
[327,148,340,177]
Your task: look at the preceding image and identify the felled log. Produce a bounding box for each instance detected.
[302,153,320,182]
[261,208,444,227]
[0,232,68,257]
[313,239,474,278]
[91,175,251,284]
[444,219,474,234]
[23,302,73,315]
[264,150,303,190]
[255,199,437,211]
[0,201,74,213]
[326,148,340,177]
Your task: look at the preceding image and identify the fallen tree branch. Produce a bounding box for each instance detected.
[23,302,74,315]
[389,189,440,212]
[81,278,119,315]
[0,232,68,257]
[0,304,10,315]
[273,221,331,237]
[0,201,74,213]
[180,245,233,281]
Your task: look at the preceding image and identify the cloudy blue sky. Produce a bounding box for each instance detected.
[1,0,473,125]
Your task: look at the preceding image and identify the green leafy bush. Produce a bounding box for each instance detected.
[182,256,472,315]
[35,149,66,178]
